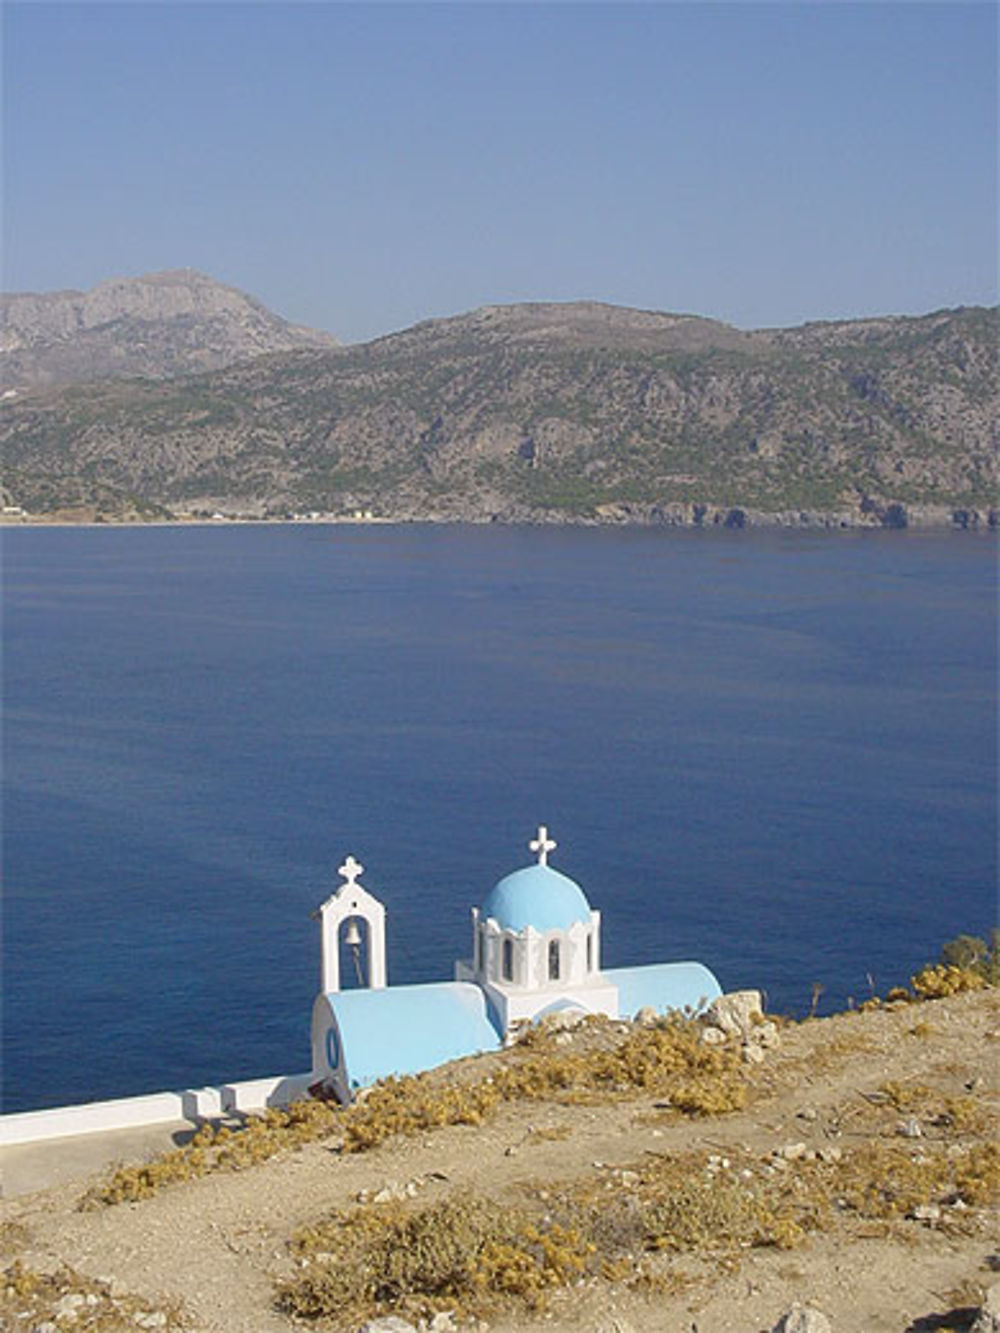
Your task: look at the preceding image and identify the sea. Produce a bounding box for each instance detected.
[2,523,996,1114]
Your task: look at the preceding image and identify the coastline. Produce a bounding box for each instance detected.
[2,505,997,533]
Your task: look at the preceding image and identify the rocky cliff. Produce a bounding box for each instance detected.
[1,296,996,527]
[0,269,339,389]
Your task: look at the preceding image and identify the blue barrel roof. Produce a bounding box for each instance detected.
[317,981,502,1090]
[481,863,592,933]
[604,961,723,1017]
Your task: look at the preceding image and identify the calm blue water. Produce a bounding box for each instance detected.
[2,524,996,1113]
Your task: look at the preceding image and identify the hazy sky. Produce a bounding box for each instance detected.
[3,2,996,343]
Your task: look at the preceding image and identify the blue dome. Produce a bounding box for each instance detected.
[481,864,592,933]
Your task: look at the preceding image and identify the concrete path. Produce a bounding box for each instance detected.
[0,1120,194,1198]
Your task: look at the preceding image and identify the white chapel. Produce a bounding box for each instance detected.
[311,827,721,1102]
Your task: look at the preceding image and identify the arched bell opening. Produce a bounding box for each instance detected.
[338,915,371,989]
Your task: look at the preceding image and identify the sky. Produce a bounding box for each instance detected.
[2,2,997,343]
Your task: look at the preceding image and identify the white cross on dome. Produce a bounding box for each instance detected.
[529,825,557,866]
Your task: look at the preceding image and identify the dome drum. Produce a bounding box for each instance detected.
[474,911,600,991]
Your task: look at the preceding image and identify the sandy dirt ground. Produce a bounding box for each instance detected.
[2,989,998,1333]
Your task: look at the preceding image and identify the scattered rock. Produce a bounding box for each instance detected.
[897,1117,923,1138]
[776,1142,808,1161]
[359,1318,419,1333]
[797,1107,818,1121]
[909,1204,941,1224]
[756,1020,781,1048]
[706,990,764,1038]
[53,1293,85,1322]
[427,1314,457,1333]
[971,1282,1000,1333]
[540,1010,585,1032]
[771,1303,833,1333]
[358,1179,419,1204]
[742,1042,765,1064]
[633,1006,659,1027]
[817,1146,843,1164]
[134,1315,167,1330]
[700,1026,727,1045]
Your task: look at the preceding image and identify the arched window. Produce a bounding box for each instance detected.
[548,939,561,981]
[586,933,593,973]
[502,937,514,981]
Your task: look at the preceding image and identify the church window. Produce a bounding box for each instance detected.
[548,939,561,981]
[502,938,514,981]
[586,933,593,972]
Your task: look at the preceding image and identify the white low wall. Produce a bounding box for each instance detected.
[0,1071,315,1148]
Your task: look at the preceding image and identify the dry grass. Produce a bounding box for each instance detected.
[341,1015,745,1155]
[89,1014,747,1206]
[523,1124,574,1145]
[0,1261,184,1331]
[0,1222,30,1260]
[83,1099,345,1207]
[275,1136,1000,1328]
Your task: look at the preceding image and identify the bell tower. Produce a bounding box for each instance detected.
[316,855,387,993]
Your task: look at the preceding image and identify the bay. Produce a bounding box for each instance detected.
[2,523,996,1113]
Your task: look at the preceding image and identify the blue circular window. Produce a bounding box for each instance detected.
[325,1023,341,1071]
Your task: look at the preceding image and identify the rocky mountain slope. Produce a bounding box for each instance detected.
[1,297,996,527]
[0,269,339,389]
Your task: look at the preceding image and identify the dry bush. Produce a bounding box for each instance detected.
[875,1081,992,1135]
[912,963,988,1000]
[278,1194,594,1327]
[340,1015,745,1154]
[827,1140,1000,1225]
[551,1150,811,1259]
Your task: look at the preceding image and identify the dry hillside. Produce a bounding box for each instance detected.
[1,980,998,1333]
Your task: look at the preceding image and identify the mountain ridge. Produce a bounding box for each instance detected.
[1,285,996,528]
[0,269,340,389]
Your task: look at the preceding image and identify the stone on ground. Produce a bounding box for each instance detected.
[771,1303,833,1333]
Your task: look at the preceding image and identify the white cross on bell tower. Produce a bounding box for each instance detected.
[529,825,557,866]
[338,855,364,888]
